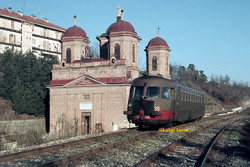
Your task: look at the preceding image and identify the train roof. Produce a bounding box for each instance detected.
[132,75,204,94]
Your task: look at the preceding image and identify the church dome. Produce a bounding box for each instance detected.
[63,25,88,38]
[147,37,169,48]
[106,20,135,34]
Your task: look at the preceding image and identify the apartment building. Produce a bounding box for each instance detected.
[0,7,65,60]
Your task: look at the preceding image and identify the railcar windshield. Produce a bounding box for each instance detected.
[146,87,159,98]
[161,87,169,99]
[134,86,144,98]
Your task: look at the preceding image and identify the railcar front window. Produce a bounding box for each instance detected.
[134,86,144,98]
[129,87,134,98]
[161,87,169,99]
[146,87,159,98]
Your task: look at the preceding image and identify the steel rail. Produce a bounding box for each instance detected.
[133,116,240,167]
[0,114,237,166]
[0,128,137,162]
[35,116,232,167]
[38,131,156,167]
[199,118,245,167]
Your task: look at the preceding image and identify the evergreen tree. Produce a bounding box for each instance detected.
[0,49,56,116]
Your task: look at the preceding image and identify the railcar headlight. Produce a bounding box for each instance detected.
[154,105,160,111]
[128,103,132,108]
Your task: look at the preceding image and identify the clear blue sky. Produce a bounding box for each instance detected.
[2,0,250,84]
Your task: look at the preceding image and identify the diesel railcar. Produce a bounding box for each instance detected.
[124,76,205,127]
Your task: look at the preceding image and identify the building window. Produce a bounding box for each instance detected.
[133,44,135,62]
[11,21,14,29]
[152,56,157,71]
[9,34,16,44]
[115,44,120,59]
[32,38,36,45]
[66,48,71,63]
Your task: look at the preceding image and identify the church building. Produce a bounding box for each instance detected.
[47,6,171,135]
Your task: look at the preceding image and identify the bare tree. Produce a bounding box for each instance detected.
[170,63,180,80]
[89,41,100,58]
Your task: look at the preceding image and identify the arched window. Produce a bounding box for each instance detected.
[133,44,135,62]
[115,44,120,59]
[152,56,157,71]
[66,48,71,63]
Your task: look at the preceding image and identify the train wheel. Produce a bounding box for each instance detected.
[169,122,176,127]
[138,124,143,130]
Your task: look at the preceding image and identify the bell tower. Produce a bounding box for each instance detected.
[145,28,171,79]
[97,6,141,80]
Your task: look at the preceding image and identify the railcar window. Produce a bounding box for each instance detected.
[129,87,134,98]
[161,87,169,99]
[174,89,177,100]
[181,90,183,101]
[146,87,159,98]
[134,86,144,98]
[184,91,186,102]
[170,88,175,100]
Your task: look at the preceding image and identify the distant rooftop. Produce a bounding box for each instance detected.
[0,7,65,31]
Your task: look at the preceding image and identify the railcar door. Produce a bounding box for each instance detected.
[176,87,183,122]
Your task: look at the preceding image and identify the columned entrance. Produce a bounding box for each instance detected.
[81,112,91,134]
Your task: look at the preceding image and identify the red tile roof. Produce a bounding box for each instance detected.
[50,79,73,86]
[0,8,65,31]
[98,77,129,84]
[106,20,135,34]
[49,77,130,86]
[63,26,87,38]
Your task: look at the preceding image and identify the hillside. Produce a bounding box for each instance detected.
[187,81,235,114]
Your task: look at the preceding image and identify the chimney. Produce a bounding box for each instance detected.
[18,11,23,17]
[31,14,36,20]
[8,7,12,13]
[44,18,49,23]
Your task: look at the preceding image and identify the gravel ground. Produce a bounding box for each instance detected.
[0,130,148,167]
[206,118,250,167]
[0,114,239,167]
[73,116,237,167]
[150,117,242,167]
[0,128,132,156]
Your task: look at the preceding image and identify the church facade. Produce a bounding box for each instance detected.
[48,6,171,135]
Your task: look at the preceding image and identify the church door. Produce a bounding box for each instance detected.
[81,112,91,134]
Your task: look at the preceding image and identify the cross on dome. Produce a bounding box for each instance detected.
[74,15,77,26]
[156,26,160,37]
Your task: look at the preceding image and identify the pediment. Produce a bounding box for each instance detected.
[65,75,103,86]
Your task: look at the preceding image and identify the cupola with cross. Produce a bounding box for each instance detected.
[62,16,90,63]
[145,27,171,79]
[97,5,141,80]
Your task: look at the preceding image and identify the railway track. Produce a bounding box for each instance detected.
[0,128,149,166]
[201,118,250,166]
[0,113,243,166]
[133,115,247,167]
[60,115,238,166]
